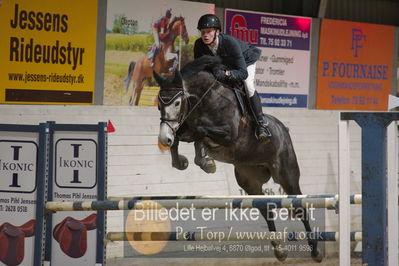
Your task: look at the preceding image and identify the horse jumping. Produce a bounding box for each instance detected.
[154,55,322,262]
[125,16,189,106]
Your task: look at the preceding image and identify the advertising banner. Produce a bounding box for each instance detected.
[225,9,312,108]
[49,133,99,265]
[0,127,43,266]
[316,19,394,110]
[0,0,98,104]
[44,123,107,265]
[105,0,214,106]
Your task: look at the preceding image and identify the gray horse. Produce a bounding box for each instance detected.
[154,55,321,262]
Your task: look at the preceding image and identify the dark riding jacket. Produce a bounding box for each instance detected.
[194,34,261,82]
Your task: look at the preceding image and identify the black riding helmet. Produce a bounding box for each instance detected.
[197,14,221,30]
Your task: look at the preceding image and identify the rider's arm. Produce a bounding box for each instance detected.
[223,36,248,82]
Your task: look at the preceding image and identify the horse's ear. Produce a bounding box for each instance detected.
[172,71,183,88]
[153,71,166,87]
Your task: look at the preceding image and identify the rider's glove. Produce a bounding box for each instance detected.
[212,66,227,82]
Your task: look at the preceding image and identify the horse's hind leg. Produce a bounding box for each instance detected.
[129,80,144,106]
[234,165,288,262]
[133,80,146,106]
[129,81,138,105]
[125,61,136,91]
[274,154,322,262]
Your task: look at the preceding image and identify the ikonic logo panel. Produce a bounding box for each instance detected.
[0,140,37,193]
[55,139,97,188]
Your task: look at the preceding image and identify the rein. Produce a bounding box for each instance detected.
[178,79,218,129]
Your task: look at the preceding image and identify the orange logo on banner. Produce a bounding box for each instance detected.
[316,19,394,110]
[125,201,171,255]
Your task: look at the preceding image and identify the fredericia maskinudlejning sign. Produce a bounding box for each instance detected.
[224,9,312,108]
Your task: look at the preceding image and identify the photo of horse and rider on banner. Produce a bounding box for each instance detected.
[105,0,213,106]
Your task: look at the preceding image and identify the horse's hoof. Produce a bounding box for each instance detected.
[172,155,189,170]
[201,161,216,173]
[273,245,288,262]
[311,249,323,263]
[195,157,216,174]
[129,96,133,106]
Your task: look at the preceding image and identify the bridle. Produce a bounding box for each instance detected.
[158,79,218,135]
[158,89,187,135]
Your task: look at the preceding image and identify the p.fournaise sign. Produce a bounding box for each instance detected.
[316,19,394,110]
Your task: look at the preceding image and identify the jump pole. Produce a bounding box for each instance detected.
[107,194,362,203]
[45,197,338,212]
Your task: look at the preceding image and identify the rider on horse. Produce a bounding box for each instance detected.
[149,9,172,68]
[194,14,272,142]
[189,14,272,173]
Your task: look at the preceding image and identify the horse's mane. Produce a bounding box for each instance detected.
[180,56,223,90]
[181,55,222,79]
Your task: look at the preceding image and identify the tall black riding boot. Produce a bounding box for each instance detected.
[249,92,272,143]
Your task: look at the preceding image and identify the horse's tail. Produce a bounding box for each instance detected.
[125,61,136,90]
[181,55,222,78]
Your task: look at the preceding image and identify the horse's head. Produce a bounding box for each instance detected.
[154,71,187,147]
[170,16,189,44]
[155,56,223,147]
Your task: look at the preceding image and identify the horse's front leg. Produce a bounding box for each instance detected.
[194,141,216,173]
[170,139,188,170]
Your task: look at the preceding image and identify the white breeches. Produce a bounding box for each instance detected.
[244,63,256,97]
